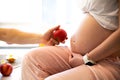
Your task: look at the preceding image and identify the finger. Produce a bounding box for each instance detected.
[51,38,59,45]
[43,25,60,40]
[51,25,60,31]
[49,25,60,34]
[48,38,59,46]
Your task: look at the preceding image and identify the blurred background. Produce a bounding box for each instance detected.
[0,1,85,79]
[0,0,85,47]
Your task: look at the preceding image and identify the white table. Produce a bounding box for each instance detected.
[0,48,33,80]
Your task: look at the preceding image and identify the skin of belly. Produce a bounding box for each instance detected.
[70,14,114,55]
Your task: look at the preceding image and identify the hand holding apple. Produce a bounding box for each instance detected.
[53,28,68,43]
[0,62,13,76]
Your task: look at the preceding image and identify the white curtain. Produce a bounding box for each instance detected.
[0,0,85,46]
[0,0,84,33]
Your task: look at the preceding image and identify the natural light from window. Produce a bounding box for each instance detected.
[0,0,84,46]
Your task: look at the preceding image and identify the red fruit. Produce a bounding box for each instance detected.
[53,28,68,42]
[0,63,13,76]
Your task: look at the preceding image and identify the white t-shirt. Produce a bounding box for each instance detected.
[78,0,119,30]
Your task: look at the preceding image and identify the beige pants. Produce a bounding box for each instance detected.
[21,46,120,80]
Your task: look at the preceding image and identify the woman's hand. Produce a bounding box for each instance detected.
[40,25,60,46]
[69,53,84,67]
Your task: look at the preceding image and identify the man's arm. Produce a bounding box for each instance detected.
[0,28,42,44]
[118,0,120,27]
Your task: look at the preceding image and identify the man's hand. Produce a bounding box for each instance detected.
[41,25,60,46]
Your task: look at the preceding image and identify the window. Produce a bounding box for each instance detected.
[0,0,84,46]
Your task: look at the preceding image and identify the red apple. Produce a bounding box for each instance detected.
[53,28,68,42]
[0,63,13,76]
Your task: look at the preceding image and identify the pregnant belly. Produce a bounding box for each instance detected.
[70,33,109,55]
[70,16,114,55]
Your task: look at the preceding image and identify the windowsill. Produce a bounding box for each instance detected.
[0,45,39,49]
[0,41,39,49]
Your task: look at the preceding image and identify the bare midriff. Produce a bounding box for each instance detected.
[70,14,120,57]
